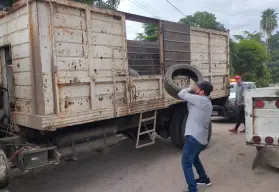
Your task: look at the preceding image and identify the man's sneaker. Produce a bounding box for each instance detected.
[195,177,212,186]
[229,128,237,133]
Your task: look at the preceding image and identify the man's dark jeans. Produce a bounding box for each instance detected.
[182,135,208,192]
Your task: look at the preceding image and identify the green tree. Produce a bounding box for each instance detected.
[137,11,226,42]
[136,24,158,42]
[269,66,279,84]
[260,9,278,49]
[233,31,265,44]
[73,0,121,9]
[265,32,279,83]
[179,11,226,31]
[244,64,271,87]
[230,39,270,87]
[231,39,267,74]
[270,50,279,62]
[268,31,279,51]
[229,38,237,75]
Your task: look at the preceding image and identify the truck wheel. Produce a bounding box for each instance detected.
[0,150,10,189]
[206,121,212,147]
[169,104,212,149]
[169,103,188,149]
[164,64,204,99]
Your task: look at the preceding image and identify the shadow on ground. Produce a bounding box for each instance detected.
[8,138,180,192]
[211,117,235,124]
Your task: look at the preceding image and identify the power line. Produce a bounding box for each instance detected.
[173,0,279,17]
[128,0,161,19]
[137,0,171,20]
[134,0,171,20]
[165,0,186,17]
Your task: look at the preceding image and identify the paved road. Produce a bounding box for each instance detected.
[7,118,279,192]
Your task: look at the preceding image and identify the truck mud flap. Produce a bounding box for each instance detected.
[264,147,279,169]
[252,147,266,170]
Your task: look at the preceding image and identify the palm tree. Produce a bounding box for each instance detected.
[260,9,278,52]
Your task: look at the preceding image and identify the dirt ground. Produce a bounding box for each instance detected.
[7,117,279,192]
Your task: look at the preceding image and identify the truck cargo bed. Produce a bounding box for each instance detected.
[0,0,229,131]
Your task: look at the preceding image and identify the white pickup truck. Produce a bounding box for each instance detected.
[244,87,279,169]
[213,81,256,119]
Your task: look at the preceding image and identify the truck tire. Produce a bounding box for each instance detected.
[168,103,188,149]
[128,68,139,77]
[207,121,212,147]
[169,104,212,149]
[0,150,10,189]
[164,64,204,99]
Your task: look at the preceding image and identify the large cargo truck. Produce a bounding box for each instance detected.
[0,0,230,188]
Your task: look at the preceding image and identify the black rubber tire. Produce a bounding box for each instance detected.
[128,68,139,77]
[207,121,212,147]
[164,64,204,99]
[0,150,10,190]
[169,104,212,149]
[168,103,188,149]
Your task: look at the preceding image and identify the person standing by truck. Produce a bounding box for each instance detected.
[229,75,246,133]
[178,81,213,192]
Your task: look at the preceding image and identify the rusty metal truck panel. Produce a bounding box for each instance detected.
[162,22,229,100]
[0,0,229,131]
[162,21,191,69]
[127,40,160,75]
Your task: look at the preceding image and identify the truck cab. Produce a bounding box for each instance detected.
[212,79,256,118]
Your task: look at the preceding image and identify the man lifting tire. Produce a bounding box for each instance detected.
[178,81,213,192]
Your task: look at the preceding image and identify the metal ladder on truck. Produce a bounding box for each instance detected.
[136,110,157,149]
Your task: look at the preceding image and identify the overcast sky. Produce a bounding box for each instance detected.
[118,0,279,40]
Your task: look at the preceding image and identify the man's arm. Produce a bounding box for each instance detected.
[178,88,201,105]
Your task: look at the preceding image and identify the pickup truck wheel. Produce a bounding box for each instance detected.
[0,150,10,190]
[164,64,204,99]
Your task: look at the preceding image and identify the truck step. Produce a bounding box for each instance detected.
[136,110,157,149]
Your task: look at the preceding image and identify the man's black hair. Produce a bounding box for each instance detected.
[196,81,213,96]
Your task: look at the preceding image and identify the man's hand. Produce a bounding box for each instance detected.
[185,87,195,94]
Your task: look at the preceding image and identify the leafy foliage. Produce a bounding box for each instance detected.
[244,65,271,87]
[260,9,278,40]
[179,11,226,31]
[268,31,279,51]
[233,31,265,44]
[230,39,270,87]
[231,39,267,75]
[73,0,121,9]
[136,24,158,42]
[136,11,227,41]
[266,32,279,83]
[269,66,279,84]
